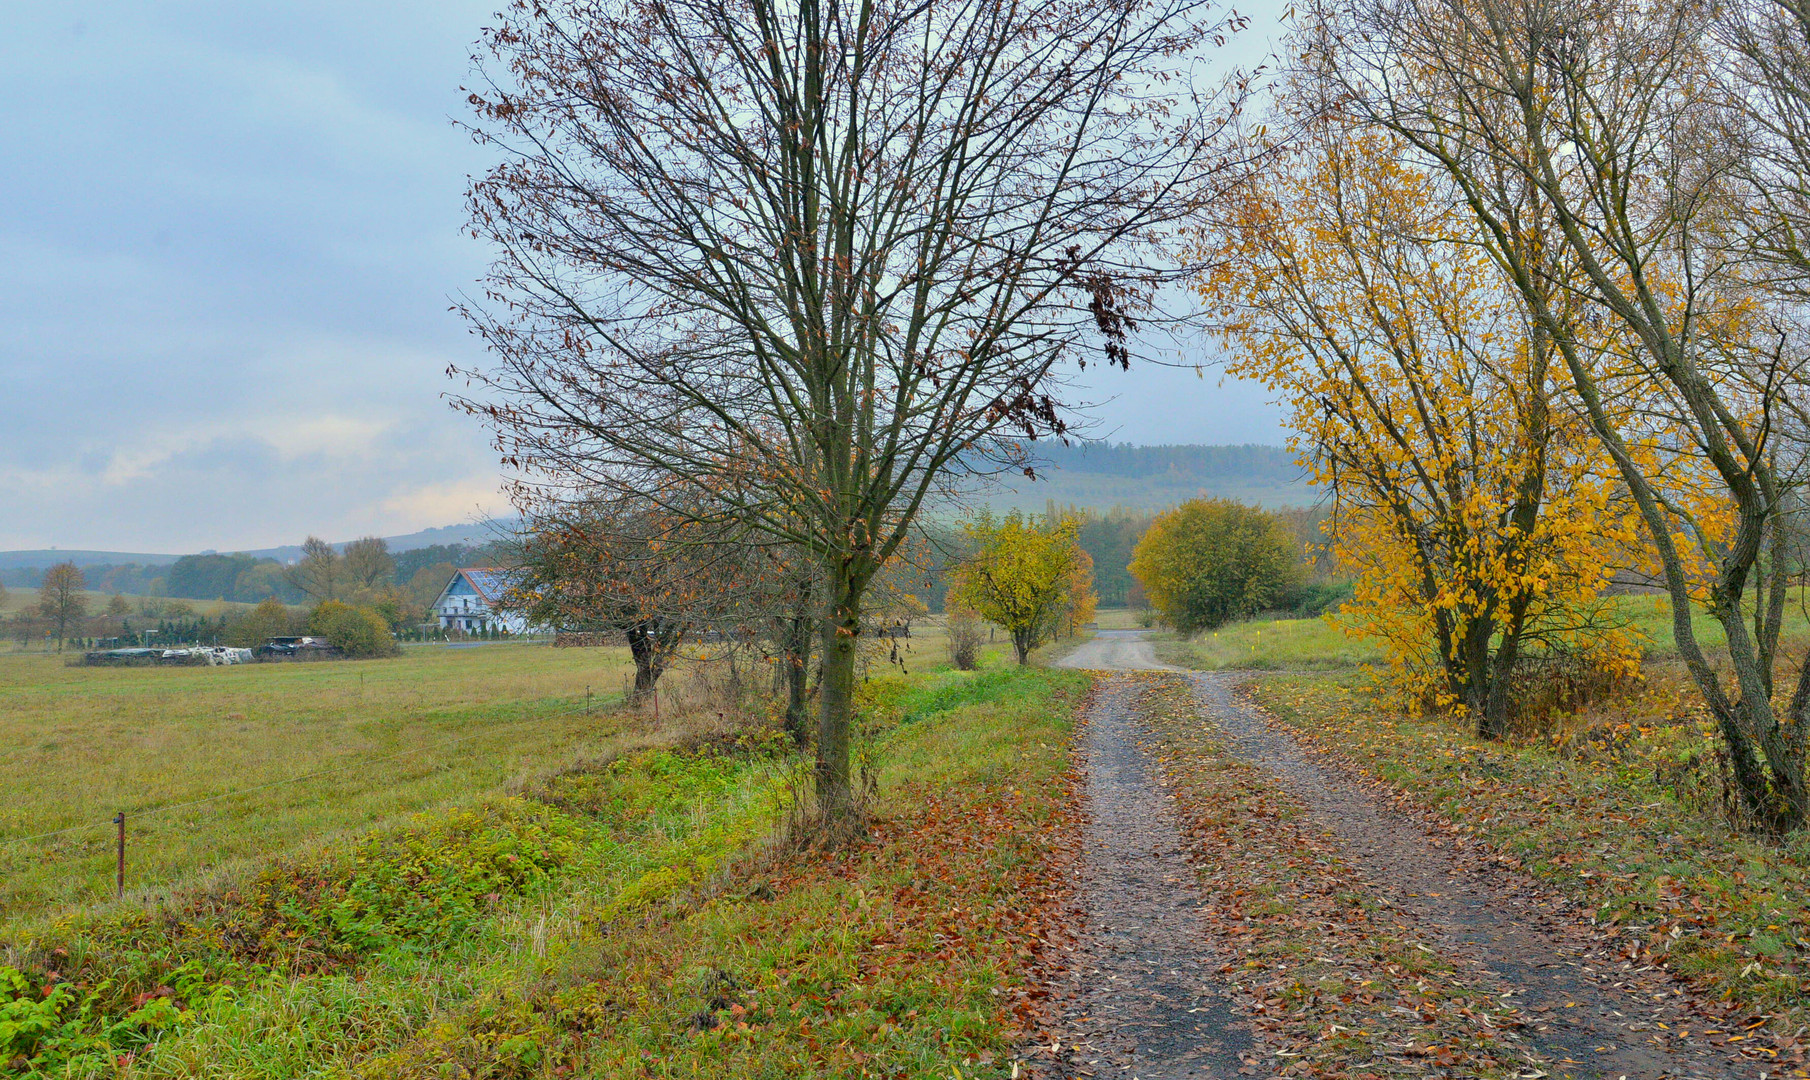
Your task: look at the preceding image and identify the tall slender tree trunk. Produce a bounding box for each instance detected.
[816,561,866,829]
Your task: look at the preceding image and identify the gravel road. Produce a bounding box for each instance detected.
[1035,630,1763,1079]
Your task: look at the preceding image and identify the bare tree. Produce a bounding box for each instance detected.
[340,536,396,595]
[509,497,749,698]
[455,0,1250,829]
[1303,0,1810,829]
[287,536,341,604]
[36,562,88,651]
[1722,0,1810,299]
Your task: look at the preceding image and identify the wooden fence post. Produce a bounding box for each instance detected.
[114,812,126,898]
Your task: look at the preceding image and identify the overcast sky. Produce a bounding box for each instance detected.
[1,2,1292,555]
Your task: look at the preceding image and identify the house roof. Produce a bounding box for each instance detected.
[443,567,517,606]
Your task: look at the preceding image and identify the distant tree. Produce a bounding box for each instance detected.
[392,544,480,584]
[287,536,341,603]
[1130,500,1300,636]
[510,498,746,699]
[951,512,1096,666]
[167,553,259,600]
[407,563,458,618]
[36,562,88,651]
[341,537,395,595]
[106,594,129,618]
[228,597,295,648]
[0,581,8,611]
[232,561,299,603]
[363,586,413,630]
[944,593,984,671]
[1057,504,1159,609]
[307,600,401,658]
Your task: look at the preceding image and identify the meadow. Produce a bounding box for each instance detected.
[0,622,989,933]
[0,622,1081,1078]
[0,642,636,929]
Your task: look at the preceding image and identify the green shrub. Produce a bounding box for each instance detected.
[307,601,401,658]
[1129,499,1303,635]
[1282,578,1353,618]
[226,597,296,647]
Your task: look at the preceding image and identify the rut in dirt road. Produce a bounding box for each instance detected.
[1032,674,1255,1079]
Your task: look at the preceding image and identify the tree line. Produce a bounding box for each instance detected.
[0,542,502,606]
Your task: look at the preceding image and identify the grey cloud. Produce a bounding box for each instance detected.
[1,0,1288,554]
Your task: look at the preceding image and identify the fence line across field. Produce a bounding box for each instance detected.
[0,692,610,871]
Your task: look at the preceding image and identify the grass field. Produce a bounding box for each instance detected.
[1153,615,1383,670]
[0,643,638,929]
[0,623,979,932]
[0,622,1079,1078]
[1147,591,1810,672]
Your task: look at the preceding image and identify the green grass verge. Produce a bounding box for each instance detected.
[1152,617,1384,671]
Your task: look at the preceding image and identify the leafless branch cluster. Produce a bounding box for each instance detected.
[454,0,1252,824]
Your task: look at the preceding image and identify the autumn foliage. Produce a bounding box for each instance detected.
[1128,499,1301,636]
[950,511,1097,665]
[1202,126,1641,735]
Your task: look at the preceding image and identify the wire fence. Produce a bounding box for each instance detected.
[0,690,620,901]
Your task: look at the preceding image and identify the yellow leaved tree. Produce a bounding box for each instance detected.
[1200,122,1642,736]
[950,511,1097,665]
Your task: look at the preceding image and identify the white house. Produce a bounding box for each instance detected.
[431,568,532,634]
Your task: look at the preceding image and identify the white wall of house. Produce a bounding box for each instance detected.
[430,570,531,634]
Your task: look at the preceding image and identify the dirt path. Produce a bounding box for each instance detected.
[1058,629,1185,673]
[1032,675,1255,1079]
[1042,632,1763,1080]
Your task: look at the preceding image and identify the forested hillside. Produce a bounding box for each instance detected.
[983,442,1313,512]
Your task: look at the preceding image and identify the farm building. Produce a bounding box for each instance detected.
[431,568,532,634]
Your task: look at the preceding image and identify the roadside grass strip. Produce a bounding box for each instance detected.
[1133,674,1542,1079]
[1,666,1087,1079]
[1250,673,1810,1063]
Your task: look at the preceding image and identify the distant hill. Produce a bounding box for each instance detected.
[237,520,517,564]
[980,442,1315,513]
[0,521,516,575]
[4,444,1310,581]
[0,549,182,571]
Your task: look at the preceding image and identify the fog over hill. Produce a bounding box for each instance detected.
[3,443,1312,576]
[982,442,1315,514]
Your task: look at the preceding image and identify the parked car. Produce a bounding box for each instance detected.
[255,636,340,660]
